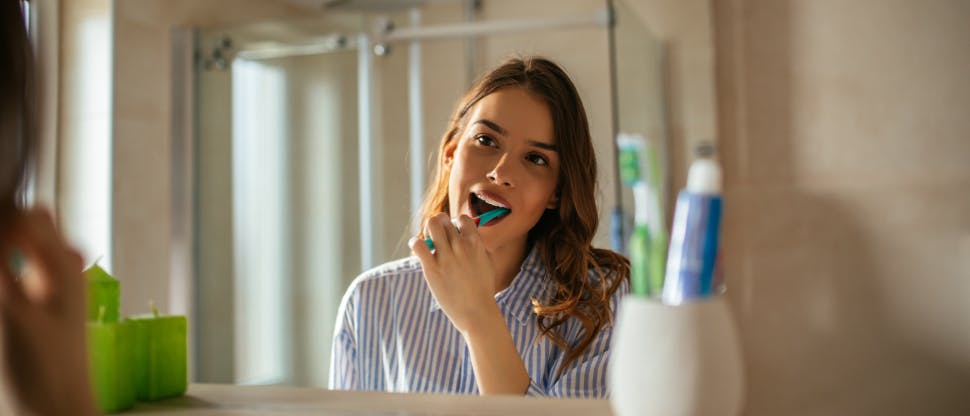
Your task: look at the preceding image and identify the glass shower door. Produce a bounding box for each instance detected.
[194,22,364,387]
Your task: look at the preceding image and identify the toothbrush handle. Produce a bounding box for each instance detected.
[422,210,503,251]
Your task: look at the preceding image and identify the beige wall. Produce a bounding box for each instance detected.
[714,0,970,414]
[623,0,717,195]
[113,0,309,314]
[113,0,312,382]
[58,0,112,270]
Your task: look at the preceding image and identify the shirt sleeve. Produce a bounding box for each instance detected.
[328,284,359,390]
[525,276,629,399]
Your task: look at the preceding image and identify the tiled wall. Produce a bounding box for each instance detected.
[714,0,970,414]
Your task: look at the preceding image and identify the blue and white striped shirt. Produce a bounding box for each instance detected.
[328,246,629,398]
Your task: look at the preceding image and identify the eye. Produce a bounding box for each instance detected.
[526,153,549,166]
[475,134,497,147]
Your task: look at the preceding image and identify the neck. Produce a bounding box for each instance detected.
[488,237,529,294]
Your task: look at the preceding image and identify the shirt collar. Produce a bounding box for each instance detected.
[429,245,549,326]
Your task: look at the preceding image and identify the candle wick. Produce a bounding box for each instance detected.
[150,300,159,317]
[91,254,104,269]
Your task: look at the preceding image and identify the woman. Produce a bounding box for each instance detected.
[0,2,99,415]
[330,57,630,398]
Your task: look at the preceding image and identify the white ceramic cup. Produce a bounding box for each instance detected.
[609,295,745,416]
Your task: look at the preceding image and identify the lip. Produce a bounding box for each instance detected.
[473,190,511,209]
[466,189,512,222]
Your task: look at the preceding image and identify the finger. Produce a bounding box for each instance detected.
[445,217,463,244]
[0,218,30,312]
[408,237,435,266]
[450,215,479,257]
[6,209,65,264]
[426,213,455,258]
[15,209,82,276]
[456,215,479,241]
[0,256,28,312]
[408,237,438,283]
[6,209,84,296]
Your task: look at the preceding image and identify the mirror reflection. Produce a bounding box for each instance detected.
[11,0,965,412]
[185,0,673,392]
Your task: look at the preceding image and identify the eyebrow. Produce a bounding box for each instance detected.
[528,140,558,152]
[474,119,507,136]
[472,119,559,152]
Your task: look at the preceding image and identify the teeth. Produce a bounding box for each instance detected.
[475,192,508,209]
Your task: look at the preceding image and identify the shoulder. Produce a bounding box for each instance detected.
[584,260,631,307]
[575,264,629,340]
[356,256,423,283]
[335,257,426,334]
[341,256,425,304]
[348,256,423,291]
[529,245,630,301]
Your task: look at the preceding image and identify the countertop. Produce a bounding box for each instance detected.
[125,384,614,415]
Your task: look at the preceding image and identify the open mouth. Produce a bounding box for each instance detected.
[469,192,510,218]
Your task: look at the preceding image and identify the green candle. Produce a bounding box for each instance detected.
[85,263,120,323]
[87,308,136,413]
[127,306,188,401]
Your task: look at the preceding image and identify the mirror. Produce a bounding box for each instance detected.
[127,0,702,391]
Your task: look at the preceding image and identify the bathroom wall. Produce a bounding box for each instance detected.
[62,0,970,411]
[112,0,314,382]
[106,0,713,384]
[58,0,112,274]
[108,0,714,306]
[714,0,970,414]
[619,0,717,197]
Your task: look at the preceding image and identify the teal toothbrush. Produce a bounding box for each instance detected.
[424,208,510,250]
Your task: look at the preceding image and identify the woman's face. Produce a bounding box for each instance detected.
[445,86,560,253]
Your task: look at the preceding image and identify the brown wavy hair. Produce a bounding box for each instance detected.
[0,1,35,217]
[417,56,629,375]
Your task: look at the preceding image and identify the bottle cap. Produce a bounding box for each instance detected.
[687,158,722,194]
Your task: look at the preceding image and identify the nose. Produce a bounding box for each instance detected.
[486,154,516,187]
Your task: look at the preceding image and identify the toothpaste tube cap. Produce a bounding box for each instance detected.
[687,158,722,195]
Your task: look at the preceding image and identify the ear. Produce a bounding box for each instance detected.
[443,140,457,165]
[545,193,559,210]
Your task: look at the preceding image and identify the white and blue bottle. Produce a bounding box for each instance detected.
[662,151,723,305]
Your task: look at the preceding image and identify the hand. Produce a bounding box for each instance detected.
[0,208,98,416]
[410,213,532,394]
[409,213,500,333]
